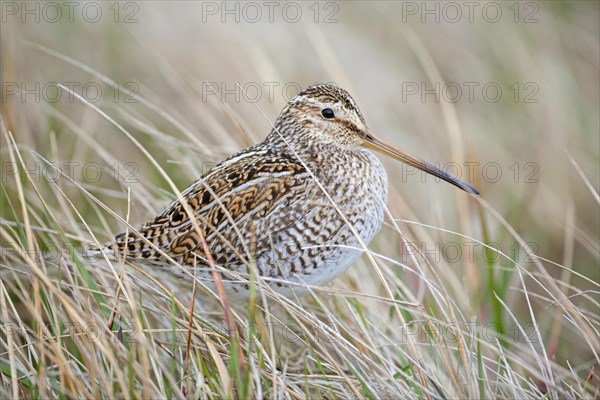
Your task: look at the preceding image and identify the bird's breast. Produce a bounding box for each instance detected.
[306,148,388,240]
[311,148,387,202]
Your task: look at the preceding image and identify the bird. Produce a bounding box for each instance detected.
[96,83,478,299]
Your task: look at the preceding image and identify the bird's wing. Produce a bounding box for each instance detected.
[109,147,312,267]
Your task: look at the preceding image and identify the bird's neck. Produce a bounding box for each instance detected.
[264,126,368,184]
[266,125,331,159]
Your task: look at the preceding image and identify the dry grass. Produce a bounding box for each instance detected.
[1,2,599,398]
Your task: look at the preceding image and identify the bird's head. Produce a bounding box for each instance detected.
[271,83,478,194]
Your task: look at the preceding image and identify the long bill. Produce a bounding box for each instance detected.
[362,132,479,195]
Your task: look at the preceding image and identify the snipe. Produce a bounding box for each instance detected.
[97,83,478,298]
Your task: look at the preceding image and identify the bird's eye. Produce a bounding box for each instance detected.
[321,108,335,119]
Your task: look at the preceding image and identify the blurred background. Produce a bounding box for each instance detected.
[1,0,599,390]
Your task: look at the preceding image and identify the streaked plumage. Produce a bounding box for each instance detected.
[98,83,477,298]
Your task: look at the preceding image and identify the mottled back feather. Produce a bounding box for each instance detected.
[111,147,311,268]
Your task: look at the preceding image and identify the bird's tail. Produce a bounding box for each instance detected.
[82,242,115,262]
